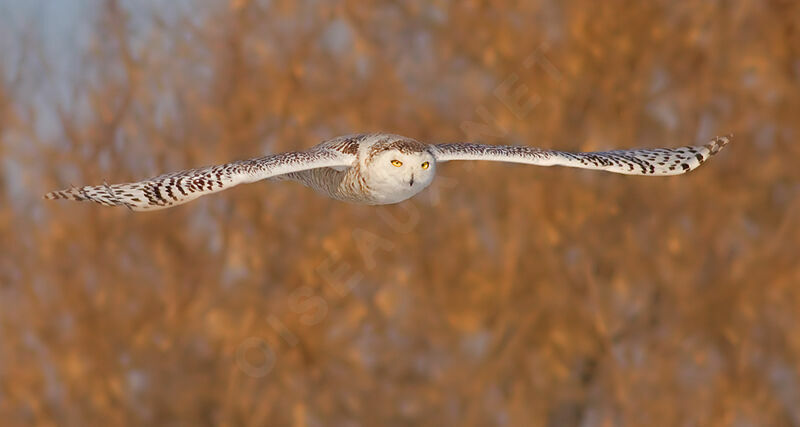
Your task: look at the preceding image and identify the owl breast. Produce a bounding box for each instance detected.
[281,166,382,204]
[281,164,429,205]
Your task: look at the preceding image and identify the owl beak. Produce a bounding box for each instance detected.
[409,174,414,187]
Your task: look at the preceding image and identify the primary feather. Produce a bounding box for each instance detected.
[44,148,355,211]
[432,135,730,175]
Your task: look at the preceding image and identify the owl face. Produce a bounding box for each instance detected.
[364,148,436,204]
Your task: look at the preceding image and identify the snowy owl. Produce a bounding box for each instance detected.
[44,133,730,211]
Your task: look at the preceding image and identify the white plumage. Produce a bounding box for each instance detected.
[44,133,730,211]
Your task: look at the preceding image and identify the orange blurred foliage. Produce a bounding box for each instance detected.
[1,0,799,425]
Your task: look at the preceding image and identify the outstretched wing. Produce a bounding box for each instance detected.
[44,148,355,211]
[432,135,730,176]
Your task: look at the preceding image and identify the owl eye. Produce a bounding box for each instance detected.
[421,161,430,170]
[391,160,403,167]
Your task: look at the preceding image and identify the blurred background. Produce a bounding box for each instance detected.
[1,0,799,425]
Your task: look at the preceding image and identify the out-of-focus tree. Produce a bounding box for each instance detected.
[1,0,800,425]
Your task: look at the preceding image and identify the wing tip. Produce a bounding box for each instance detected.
[43,187,81,201]
[681,134,731,174]
[44,183,183,212]
[706,134,732,155]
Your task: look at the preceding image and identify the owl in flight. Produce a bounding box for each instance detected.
[45,133,730,211]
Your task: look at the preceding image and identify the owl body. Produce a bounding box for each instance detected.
[44,132,729,212]
[281,134,437,204]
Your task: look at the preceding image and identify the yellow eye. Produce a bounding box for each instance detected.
[421,161,430,170]
[391,160,403,167]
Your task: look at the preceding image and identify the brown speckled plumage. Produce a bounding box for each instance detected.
[367,137,429,161]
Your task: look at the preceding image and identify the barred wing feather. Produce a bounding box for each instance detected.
[432,135,730,176]
[44,149,355,211]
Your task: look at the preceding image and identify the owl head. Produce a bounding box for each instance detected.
[361,135,437,204]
